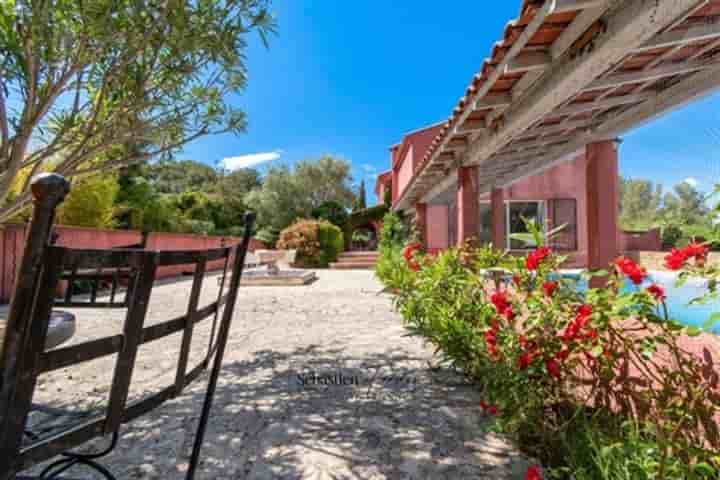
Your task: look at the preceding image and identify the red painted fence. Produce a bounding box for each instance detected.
[619,228,662,252]
[0,224,265,304]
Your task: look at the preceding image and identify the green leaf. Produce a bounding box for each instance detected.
[686,326,702,337]
[590,345,604,358]
[703,312,720,331]
[694,462,716,476]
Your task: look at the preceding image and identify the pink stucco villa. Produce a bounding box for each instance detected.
[376,125,619,267]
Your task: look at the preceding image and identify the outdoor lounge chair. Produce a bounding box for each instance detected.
[0,174,254,480]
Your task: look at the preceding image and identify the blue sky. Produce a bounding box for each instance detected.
[180,1,720,203]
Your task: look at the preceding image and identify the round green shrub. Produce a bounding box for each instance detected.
[277,219,344,268]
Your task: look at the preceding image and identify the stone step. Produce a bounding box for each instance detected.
[338,255,378,262]
[339,251,379,258]
[329,261,376,270]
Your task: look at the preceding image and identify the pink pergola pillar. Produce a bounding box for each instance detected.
[457,166,479,245]
[586,140,620,285]
[414,202,428,247]
[491,187,505,251]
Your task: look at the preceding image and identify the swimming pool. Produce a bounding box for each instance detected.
[566,270,720,334]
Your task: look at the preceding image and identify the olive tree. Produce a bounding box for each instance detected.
[0,0,275,220]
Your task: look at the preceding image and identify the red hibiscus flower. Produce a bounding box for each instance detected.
[546,359,561,380]
[664,248,687,270]
[517,350,536,370]
[525,246,551,271]
[614,256,647,285]
[542,280,558,297]
[491,291,515,320]
[684,242,709,264]
[577,304,593,318]
[402,242,422,271]
[555,348,571,362]
[484,328,498,359]
[562,305,593,343]
[526,465,543,480]
[646,283,666,302]
[584,329,599,341]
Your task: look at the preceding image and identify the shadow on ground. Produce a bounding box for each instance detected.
[32,345,530,479]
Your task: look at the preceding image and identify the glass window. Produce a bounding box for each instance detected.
[507,202,544,250]
[478,203,492,245]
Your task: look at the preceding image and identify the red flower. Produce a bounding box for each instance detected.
[491,291,515,320]
[561,321,581,343]
[525,246,551,271]
[484,328,498,359]
[526,465,543,480]
[542,280,558,297]
[402,242,423,271]
[562,305,593,343]
[584,329,599,341]
[684,242,709,264]
[614,256,647,285]
[479,400,489,409]
[577,304,593,318]
[646,283,666,302]
[486,405,498,415]
[517,350,536,370]
[555,348,571,362]
[546,359,561,380]
[664,248,687,270]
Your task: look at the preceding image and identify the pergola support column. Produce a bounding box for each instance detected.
[414,202,428,248]
[586,140,620,286]
[491,188,505,251]
[457,166,479,245]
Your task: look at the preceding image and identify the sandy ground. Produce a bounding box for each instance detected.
[22,269,532,479]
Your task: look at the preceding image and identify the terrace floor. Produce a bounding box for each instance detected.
[32,270,532,479]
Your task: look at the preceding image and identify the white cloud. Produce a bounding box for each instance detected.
[683,177,699,188]
[221,150,282,170]
[361,163,377,173]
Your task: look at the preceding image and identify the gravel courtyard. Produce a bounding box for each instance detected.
[32,270,530,479]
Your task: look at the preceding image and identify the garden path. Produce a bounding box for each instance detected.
[33,270,531,479]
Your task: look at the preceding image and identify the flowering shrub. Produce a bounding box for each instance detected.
[276,219,343,267]
[382,237,720,479]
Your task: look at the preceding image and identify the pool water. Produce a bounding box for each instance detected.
[566,271,720,334]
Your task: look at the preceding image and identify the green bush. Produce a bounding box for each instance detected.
[277,219,343,268]
[317,221,344,266]
[376,212,412,286]
[379,236,720,479]
[661,224,683,249]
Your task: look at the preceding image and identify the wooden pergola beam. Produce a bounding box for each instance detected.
[475,93,512,109]
[551,4,609,58]
[457,119,488,134]
[505,51,552,74]
[551,92,653,117]
[555,0,607,13]
[515,119,593,139]
[634,20,720,53]
[586,59,716,91]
